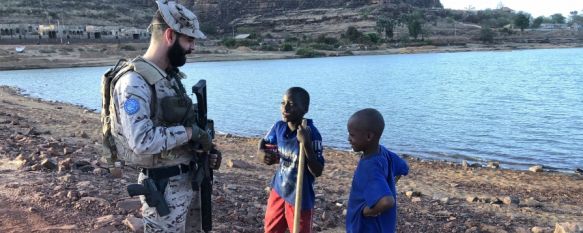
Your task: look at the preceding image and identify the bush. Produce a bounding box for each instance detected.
[221,38,237,48]
[285,37,300,43]
[479,28,495,43]
[316,34,339,45]
[365,33,381,44]
[309,43,336,51]
[296,47,325,58]
[281,43,294,51]
[345,26,363,42]
[259,44,278,51]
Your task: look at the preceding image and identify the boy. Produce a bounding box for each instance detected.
[346,108,409,233]
[257,87,325,233]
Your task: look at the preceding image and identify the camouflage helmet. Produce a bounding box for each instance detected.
[155,0,206,39]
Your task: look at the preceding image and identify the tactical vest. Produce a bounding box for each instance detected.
[101,57,192,168]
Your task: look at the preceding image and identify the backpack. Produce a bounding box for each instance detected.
[99,58,160,165]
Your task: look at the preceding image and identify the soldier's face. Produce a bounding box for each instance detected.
[168,34,194,68]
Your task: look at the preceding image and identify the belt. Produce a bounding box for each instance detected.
[139,164,191,180]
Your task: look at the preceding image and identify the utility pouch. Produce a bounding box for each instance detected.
[160,96,197,124]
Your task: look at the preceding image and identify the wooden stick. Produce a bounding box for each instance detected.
[293,119,308,233]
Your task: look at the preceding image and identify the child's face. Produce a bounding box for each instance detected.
[281,92,307,123]
[347,119,369,152]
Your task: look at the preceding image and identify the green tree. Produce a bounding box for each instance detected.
[551,13,566,24]
[514,12,531,32]
[408,19,422,40]
[345,26,363,43]
[404,11,424,40]
[479,27,495,43]
[569,11,583,25]
[376,17,397,40]
[532,16,544,28]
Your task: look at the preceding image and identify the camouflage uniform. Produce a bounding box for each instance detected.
[110,57,202,233]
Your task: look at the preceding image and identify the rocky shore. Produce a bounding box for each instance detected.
[0,85,582,233]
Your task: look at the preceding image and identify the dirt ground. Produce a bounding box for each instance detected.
[0,86,582,233]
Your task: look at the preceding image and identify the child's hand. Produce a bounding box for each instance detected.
[257,140,279,165]
[296,122,311,145]
[362,206,380,217]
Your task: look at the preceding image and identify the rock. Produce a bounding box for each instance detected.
[80,119,87,124]
[93,167,108,176]
[470,162,482,168]
[487,161,500,169]
[226,159,253,169]
[411,197,422,202]
[491,197,503,204]
[481,224,508,233]
[531,226,552,233]
[529,165,543,172]
[58,158,73,171]
[513,227,530,233]
[40,158,57,170]
[79,197,110,207]
[576,168,583,175]
[522,197,542,208]
[462,160,469,169]
[465,226,479,233]
[123,215,143,233]
[503,196,520,205]
[466,196,478,203]
[79,131,89,138]
[58,174,74,183]
[117,199,142,212]
[405,191,422,198]
[94,215,121,228]
[30,163,41,171]
[40,225,79,231]
[67,190,80,201]
[554,222,583,233]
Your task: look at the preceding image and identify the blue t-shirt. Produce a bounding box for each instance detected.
[346,145,409,233]
[264,119,324,210]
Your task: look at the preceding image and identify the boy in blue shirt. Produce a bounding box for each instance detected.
[346,108,409,233]
[257,87,325,233]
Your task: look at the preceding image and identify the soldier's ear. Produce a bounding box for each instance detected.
[163,28,176,46]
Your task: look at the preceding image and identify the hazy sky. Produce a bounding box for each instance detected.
[440,0,583,17]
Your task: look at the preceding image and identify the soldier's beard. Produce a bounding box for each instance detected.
[168,40,188,68]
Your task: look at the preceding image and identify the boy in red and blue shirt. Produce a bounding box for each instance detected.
[346,108,409,233]
[257,87,324,233]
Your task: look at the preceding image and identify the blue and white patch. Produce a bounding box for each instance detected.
[124,98,140,115]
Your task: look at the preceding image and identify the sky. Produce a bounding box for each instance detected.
[440,0,583,17]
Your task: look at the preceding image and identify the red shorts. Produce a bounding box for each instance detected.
[264,189,314,233]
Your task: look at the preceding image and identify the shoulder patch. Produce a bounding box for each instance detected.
[124,98,140,115]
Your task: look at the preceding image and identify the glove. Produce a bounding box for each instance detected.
[191,124,212,151]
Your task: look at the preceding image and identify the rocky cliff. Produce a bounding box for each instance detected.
[189,0,442,28]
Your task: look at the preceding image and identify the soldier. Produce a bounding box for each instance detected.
[105,1,220,232]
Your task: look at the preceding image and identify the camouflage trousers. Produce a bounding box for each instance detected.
[138,172,203,233]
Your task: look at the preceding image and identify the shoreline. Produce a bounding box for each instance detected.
[0,85,582,232]
[3,85,582,174]
[0,42,582,71]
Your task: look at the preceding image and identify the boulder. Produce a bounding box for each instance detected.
[554,222,583,233]
[529,165,543,173]
[226,159,254,169]
[503,196,520,205]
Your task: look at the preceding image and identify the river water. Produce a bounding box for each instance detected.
[1,48,582,171]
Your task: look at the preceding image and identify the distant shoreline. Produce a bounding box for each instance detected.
[0,42,582,71]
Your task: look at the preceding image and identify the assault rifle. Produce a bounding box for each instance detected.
[190,79,215,232]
